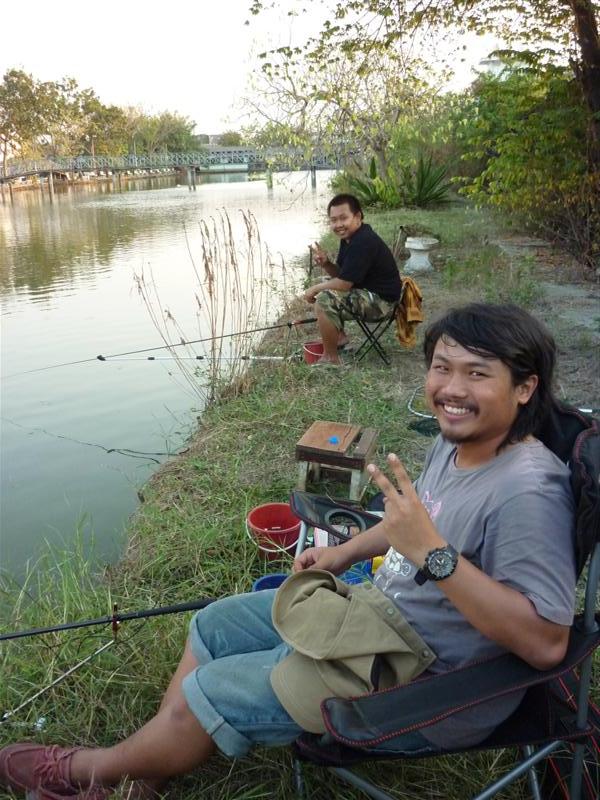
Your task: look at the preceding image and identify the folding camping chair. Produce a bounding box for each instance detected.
[289,404,600,800]
[340,298,401,366]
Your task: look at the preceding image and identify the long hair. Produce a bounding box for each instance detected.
[423,303,557,445]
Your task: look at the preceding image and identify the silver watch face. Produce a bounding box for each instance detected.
[426,547,456,579]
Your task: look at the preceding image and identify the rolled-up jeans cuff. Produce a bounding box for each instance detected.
[182,672,253,758]
[188,613,215,664]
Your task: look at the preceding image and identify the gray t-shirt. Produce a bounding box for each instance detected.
[373,436,576,747]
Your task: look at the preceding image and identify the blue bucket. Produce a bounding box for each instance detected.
[252,573,288,592]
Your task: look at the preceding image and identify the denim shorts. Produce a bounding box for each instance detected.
[182,588,431,758]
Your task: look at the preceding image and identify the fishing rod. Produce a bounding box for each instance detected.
[1,640,115,726]
[0,598,216,642]
[3,317,316,379]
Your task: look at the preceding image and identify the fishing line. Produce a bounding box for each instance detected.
[3,318,316,380]
[96,318,316,360]
[2,418,185,464]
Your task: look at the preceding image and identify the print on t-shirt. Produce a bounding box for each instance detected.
[377,490,443,590]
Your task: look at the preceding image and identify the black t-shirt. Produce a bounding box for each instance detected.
[336,223,402,302]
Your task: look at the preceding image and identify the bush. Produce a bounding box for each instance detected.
[458,63,597,268]
[336,154,452,209]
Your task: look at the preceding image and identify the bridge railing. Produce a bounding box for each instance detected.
[3,147,357,179]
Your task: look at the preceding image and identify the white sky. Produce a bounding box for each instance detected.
[1,0,499,134]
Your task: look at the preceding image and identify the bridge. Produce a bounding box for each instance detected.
[1,147,351,184]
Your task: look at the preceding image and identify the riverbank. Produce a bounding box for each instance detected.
[1,204,598,799]
[2,170,179,192]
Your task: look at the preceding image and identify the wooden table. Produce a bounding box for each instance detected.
[295,421,379,500]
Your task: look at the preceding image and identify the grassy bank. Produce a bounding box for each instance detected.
[1,204,598,799]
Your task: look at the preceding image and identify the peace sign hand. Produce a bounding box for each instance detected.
[310,242,328,267]
[367,454,445,567]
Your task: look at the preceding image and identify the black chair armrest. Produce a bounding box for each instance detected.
[321,614,600,748]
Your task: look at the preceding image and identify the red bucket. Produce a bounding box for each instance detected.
[303,340,324,364]
[246,503,301,560]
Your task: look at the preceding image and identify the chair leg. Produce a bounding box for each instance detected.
[523,745,543,800]
[329,767,396,799]
[338,300,394,366]
[569,741,586,800]
[471,741,564,800]
[352,318,391,365]
[293,757,307,798]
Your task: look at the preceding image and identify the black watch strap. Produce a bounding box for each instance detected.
[414,567,429,586]
[414,543,458,585]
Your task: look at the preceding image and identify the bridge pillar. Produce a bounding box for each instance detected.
[266,169,273,190]
[48,170,55,198]
[310,166,317,189]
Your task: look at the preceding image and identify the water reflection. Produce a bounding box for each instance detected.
[1,178,179,295]
[0,172,331,577]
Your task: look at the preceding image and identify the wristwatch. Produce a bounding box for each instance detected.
[414,543,458,585]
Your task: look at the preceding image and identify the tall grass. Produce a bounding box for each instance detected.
[134,210,299,404]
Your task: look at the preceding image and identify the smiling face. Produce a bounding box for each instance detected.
[425,336,538,466]
[328,203,363,240]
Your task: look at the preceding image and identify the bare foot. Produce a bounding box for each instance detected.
[313,356,342,366]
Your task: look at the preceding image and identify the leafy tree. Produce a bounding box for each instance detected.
[0,69,62,176]
[251,0,598,144]
[77,91,129,156]
[0,71,201,168]
[461,63,593,260]
[245,37,447,175]
[134,111,197,154]
[244,120,300,148]
[216,130,244,146]
[250,0,599,267]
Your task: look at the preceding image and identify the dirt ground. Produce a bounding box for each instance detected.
[499,237,599,409]
[424,235,600,411]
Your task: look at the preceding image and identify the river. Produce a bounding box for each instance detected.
[0,172,332,578]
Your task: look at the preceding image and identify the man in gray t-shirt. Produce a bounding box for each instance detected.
[298,301,576,748]
[374,435,574,745]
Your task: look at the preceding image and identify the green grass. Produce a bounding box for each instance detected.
[318,204,508,253]
[0,204,597,799]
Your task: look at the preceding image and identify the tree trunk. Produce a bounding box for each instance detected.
[1,140,7,179]
[568,0,600,269]
[569,0,600,167]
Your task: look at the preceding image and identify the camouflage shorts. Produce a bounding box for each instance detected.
[315,289,394,331]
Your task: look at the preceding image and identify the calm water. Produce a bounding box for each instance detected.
[0,172,332,577]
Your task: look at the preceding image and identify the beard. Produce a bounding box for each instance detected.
[439,429,478,444]
[430,395,480,446]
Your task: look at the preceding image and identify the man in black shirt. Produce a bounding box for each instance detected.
[305,194,402,364]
